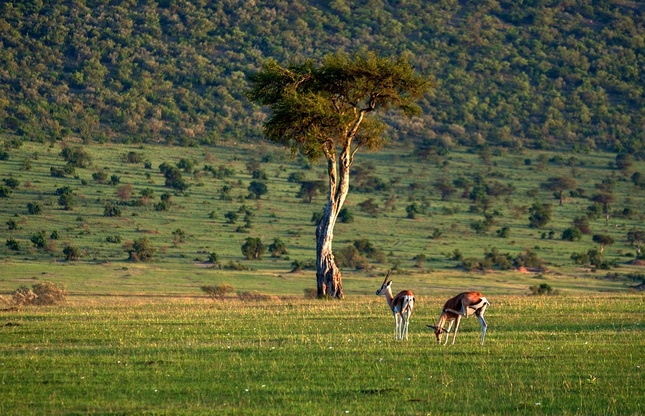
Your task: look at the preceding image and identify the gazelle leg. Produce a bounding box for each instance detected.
[478,314,487,345]
[403,310,411,340]
[443,320,454,345]
[395,314,402,340]
[451,316,462,345]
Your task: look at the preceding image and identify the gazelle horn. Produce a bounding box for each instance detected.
[382,269,393,286]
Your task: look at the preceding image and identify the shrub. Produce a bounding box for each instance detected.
[207,252,219,264]
[247,180,268,199]
[127,237,156,262]
[528,283,558,296]
[291,259,315,272]
[338,207,354,223]
[201,284,234,301]
[104,203,122,217]
[561,227,583,241]
[268,238,288,257]
[12,282,66,306]
[63,245,81,261]
[61,146,91,168]
[26,202,42,215]
[304,288,318,299]
[92,171,108,183]
[106,235,122,243]
[0,186,11,197]
[237,291,277,301]
[241,237,265,260]
[3,177,20,189]
[30,231,47,248]
[6,237,20,251]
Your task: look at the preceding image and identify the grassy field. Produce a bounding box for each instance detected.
[1,138,643,414]
[0,294,643,415]
[1,139,644,298]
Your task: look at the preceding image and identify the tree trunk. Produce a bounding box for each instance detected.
[315,142,352,299]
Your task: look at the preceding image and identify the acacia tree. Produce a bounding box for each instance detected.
[541,176,577,205]
[247,52,431,298]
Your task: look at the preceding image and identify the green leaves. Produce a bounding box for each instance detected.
[248,52,431,160]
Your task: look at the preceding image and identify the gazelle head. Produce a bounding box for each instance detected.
[375,270,393,296]
[426,325,448,343]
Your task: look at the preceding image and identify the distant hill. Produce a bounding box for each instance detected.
[0,0,643,155]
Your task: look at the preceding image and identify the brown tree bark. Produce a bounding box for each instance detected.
[315,139,353,298]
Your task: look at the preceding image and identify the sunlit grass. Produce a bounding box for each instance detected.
[0,295,642,415]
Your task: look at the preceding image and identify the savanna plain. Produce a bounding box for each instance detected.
[1,140,644,414]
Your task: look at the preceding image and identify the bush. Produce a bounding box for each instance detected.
[63,245,81,261]
[201,284,234,301]
[268,238,288,257]
[26,202,42,215]
[106,235,122,243]
[528,283,559,296]
[30,231,47,248]
[6,237,20,251]
[291,259,315,272]
[127,237,156,262]
[561,227,583,241]
[237,290,277,301]
[241,237,265,260]
[304,288,318,299]
[104,203,122,217]
[12,282,66,306]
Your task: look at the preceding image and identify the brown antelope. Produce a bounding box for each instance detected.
[427,292,489,345]
[375,271,415,340]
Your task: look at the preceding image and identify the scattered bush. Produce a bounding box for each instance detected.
[6,237,20,251]
[268,238,288,257]
[291,259,315,272]
[106,235,122,243]
[26,202,42,215]
[241,237,265,260]
[63,245,82,261]
[528,283,559,296]
[201,284,234,300]
[237,290,277,301]
[127,237,156,262]
[104,203,122,217]
[30,231,47,248]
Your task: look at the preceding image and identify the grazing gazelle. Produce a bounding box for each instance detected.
[375,270,415,340]
[427,291,489,345]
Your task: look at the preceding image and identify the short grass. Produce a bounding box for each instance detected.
[0,294,643,415]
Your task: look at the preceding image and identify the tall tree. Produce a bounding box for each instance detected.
[247,52,432,298]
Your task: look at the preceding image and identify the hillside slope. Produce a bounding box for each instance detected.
[0,0,643,153]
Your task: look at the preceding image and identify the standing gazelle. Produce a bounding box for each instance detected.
[376,270,415,340]
[427,292,489,345]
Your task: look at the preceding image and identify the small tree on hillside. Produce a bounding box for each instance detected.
[528,203,552,228]
[241,237,265,260]
[541,176,577,205]
[128,237,156,262]
[592,234,615,253]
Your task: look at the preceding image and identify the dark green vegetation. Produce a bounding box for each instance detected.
[0,0,643,155]
[1,140,644,296]
[0,295,643,415]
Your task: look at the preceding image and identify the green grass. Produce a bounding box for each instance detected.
[0,294,643,415]
[1,139,644,298]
